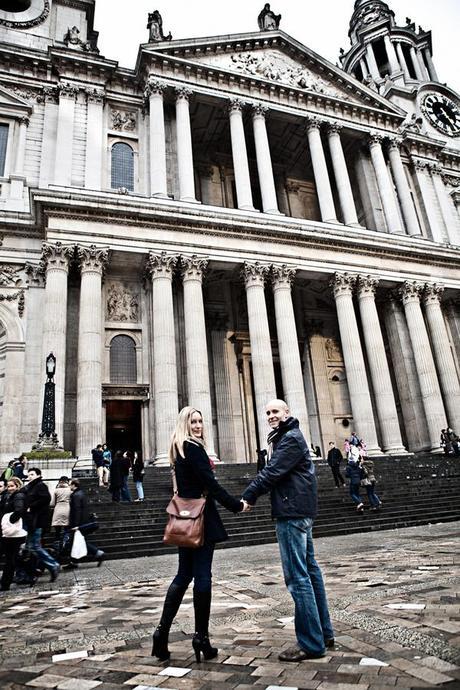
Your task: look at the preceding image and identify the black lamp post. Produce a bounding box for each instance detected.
[34,352,61,449]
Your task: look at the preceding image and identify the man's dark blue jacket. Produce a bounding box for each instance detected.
[242,417,317,520]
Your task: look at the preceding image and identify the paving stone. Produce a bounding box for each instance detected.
[56,680,102,690]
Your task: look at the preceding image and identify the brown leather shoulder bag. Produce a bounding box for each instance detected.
[163,466,206,548]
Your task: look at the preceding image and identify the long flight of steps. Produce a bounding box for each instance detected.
[71,454,460,560]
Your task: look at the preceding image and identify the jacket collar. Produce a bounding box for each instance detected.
[267,416,299,446]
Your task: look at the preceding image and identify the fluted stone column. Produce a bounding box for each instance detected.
[85,88,104,190]
[399,281,446,451]
[413,161,445,242]
[356,276,406,454]
[366,43,380,80]
[146,252,179,464]
[175,88,196,202]
[180,255,215,456]
[228,99,255,211]
[243,262,277,447]
[424,49,439,81]
[271,265,310,439]
[384,35,400,75]
[55,83,78,187]
[368,134,404,234]
[76,245,110,458]
[395,43,410,81]
[331,273,381,453]
[387,138,421,236]
[410,46,425,81]
[307,119,338,223]
[445,299,460,367]
[327,123,359,226]
[146,79,168,198]
[423,284,460,431]
[431,165,460,245]
[41,242,75,445]
[252,105,280,214]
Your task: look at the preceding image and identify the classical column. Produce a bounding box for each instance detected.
[445,299,460,367]
[252,105,280,214]
[387,138,421,236]
[145,252,179,464]
[307,118,338,223]
[75,245,110,458]
[384,35,400,75]
[55,83,78,187]
[359,57,369,78]
[41,242,75,445]
[356,276,406,454]
[423,284,460,431]
[242,262,277,447]
[413,160,445,242]
[326,123,359,226]
[180,255,215,455]
[368,134,404,234]
[228,99,255,211]
[330,273,381,453]
[395,43,410,81]
[271,265,310,439]
[175,87,196,202]
[424,48,438,81]
[431,165,460,245]
[39,86,58,189]
[410,46,425,81]
[146,78,168,198]
[366,43,380,80]
[399,281,446,450]
[85,88,105,190]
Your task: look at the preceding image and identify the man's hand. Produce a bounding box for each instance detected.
[240,499,253,512]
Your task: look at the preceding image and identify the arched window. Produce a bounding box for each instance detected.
[111,142,134,191]
[110,335,137,384]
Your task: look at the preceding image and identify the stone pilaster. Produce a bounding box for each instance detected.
[271,264,310,440]
[242,262,276,447]
[399,281,446,451]
[55,83,78,187]
[175,87,196,202]
[423,284,460,431]
[330,273,381,453]
[307,118,338,223]
[228,99,255,211]
[75,245,110,458]
[145,252,179,464]
[356,276,406,454]
[85,88,105,190]
[366,43,380,80]
[387,138,421,236]
[251,105,280,214]
[412,160,446,242]
[326,123,359,226]
[145,79,168,198]
[430,165,460,245]
[41,242,75,445]
[180,255,215,455]
[410,46,425,81]
[368,134,404,234]
[39,86,58,189]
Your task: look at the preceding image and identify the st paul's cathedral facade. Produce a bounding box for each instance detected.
[0,0,459,464]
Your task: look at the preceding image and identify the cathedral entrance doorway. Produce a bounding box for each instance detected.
[106,400,142,459]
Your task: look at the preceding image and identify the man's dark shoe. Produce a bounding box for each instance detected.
[324,637,335,649]
[63,562,79,570]
[278,645,325,662]
[49,565,60,582]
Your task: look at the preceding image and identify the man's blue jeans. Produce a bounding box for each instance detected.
[121,475,131,502]
[27,528,59,572]
[276,517,333,654]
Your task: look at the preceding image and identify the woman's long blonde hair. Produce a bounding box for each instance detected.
[168,406,207,465]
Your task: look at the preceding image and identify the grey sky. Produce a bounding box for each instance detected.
[94,1,460,94]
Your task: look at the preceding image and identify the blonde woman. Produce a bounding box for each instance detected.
[152,406,246,663]
[1,477,26,591]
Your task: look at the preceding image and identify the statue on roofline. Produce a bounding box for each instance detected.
[147,10,172,42]
[258,4,281,31]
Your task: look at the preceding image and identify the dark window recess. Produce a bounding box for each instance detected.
[0,124,8,177]
[111,142,134,191]
[110,335,137,384]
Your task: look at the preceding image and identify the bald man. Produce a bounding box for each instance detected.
[242,400,334,661]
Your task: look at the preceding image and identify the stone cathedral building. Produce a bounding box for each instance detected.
[0,0,459,465]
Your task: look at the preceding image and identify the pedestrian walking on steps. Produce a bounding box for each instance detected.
[66,479,104,569]
[0,477,27,591]
[152,406,246,664]
[92,444,109,487]
[326,442,345,488]
[345,453,364,514]
[360,458,382,510]
[22,468,60,582]
[132,452,145,502]
[50,476,71,558]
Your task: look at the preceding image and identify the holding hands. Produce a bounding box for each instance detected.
[240,499,253,512]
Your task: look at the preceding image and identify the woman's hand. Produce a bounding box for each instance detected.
[240,499,252,512]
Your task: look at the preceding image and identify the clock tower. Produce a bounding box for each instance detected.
[340,0,460,149]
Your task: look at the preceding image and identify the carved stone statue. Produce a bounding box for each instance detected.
[325,338,342,361]
[147,10,172,42]
[257,4,281,31]
[63,25,99,53]
[398,113,423,135]
[107,283,139,322]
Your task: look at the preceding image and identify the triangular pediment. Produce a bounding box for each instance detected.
[0,84,32,112]
[142,30,404,116]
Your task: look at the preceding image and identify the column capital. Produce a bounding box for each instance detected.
[77,245,110,275]
[25,261,46,287]
[175,86,192,102]
[429,162,443,177]
[368,132,384,147]
[326,122,343,136]
[242,261,270,288]
[85,87,105,104]
[180,254,209,282]
[57,82,79,100]
[252,103,269,119]
[228,98,246,114]
[271,264,297,289]
[423,283,445,306]
[305,116,322,132]
[386,136,403,152]
[42,241,75,272]
[145,78,167,99]
[399,280,424,305]
[145,251,178,280]
[19,115,30,127]
[413,159,430,172]
[357,275,379,299]
[330,272,357,298]
[40,85,58,104]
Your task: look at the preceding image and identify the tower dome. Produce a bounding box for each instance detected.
[349,1,394,42]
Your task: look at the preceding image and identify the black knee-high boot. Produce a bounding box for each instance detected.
[192,589,218,662]
[152,582,188,660]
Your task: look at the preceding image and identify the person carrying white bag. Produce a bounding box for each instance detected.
[1,477,27,591]
[66,479,105,569]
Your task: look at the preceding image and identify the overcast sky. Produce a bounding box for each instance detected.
[93,0,459,93]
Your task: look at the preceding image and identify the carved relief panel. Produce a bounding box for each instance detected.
[106,282,140,323]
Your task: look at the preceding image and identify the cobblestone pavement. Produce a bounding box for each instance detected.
[0,522,459,690]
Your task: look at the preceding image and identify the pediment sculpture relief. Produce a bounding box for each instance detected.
[0,264,24,287]
[106,283,140,322]
[111,109,137,132]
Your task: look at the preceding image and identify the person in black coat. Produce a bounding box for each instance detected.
[152,406,246,664]
[108,451,124,502]
[67,479,104,568]
[326,441,345,488]
[0,477,27,591]
[131,452,145,502]
[22,468,60,581]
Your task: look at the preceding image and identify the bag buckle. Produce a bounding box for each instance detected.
[179,510,191,517]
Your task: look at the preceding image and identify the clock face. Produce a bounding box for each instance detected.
[422,93,460,137]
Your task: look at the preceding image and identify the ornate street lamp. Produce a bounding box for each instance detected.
[34,352,61,450]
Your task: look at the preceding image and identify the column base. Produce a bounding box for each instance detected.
[239,205,258,212]
[263,209,283,215]
[384,446,410,455]
[154,454,171,467]
[151,192,170,199]
[366,447,383,457]
[429,446,444,455]
[346,223,365,229]
[324,218,341,224]
[179,196,200,204]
